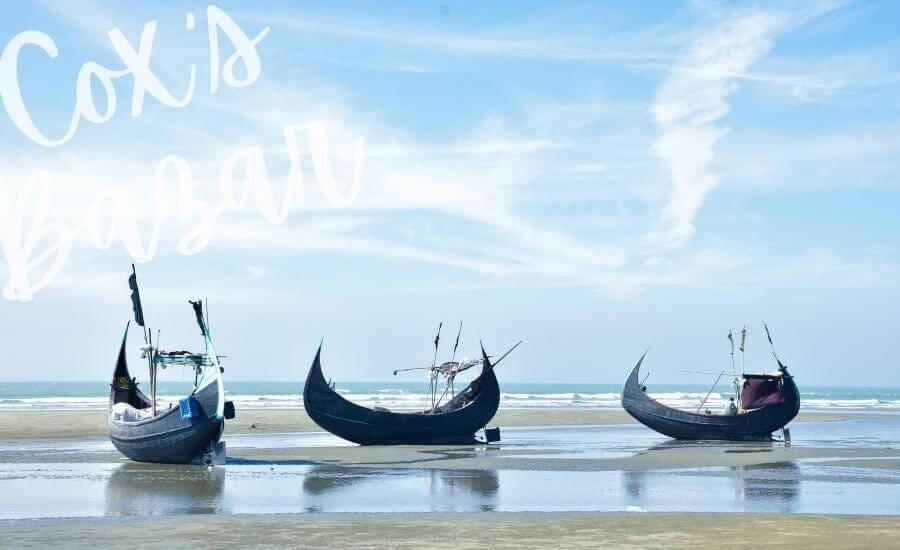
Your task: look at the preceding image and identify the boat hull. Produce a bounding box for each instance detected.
[107,325,224,464]
[108,381,224,464]
[621,354,800,441]
[303,346,500,445]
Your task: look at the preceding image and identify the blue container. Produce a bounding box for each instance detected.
[179,396,198,420]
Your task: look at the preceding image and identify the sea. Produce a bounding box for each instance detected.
[2,381,899,412]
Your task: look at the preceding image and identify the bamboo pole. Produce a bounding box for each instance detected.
[697,371,725,413]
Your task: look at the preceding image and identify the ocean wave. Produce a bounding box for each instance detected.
[1,389,899,411]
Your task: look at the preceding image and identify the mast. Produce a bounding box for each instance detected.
[193,298,225,420]
[430,322,442,409]
[727,329,735,375]
[148,327,157,416]
[728,329,739,400]
[740,325,747,375]
[128,265,156,416]
[449,322,462,397]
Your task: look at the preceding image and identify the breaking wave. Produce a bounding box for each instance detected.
[1,385,899,412]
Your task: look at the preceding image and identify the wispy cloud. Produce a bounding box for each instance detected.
[4,0,897,307]
[242,11,678,64]
[645,8,793,248]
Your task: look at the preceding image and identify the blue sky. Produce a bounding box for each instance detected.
[0,1,898,385]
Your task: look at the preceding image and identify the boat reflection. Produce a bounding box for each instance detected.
[301,466,499,511]
[621,459,800,513]
[731,460,800,512]
[104,462,226,516]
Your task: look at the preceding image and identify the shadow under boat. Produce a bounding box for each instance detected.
[104,462,226,516]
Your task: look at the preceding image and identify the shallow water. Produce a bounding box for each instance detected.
[1,418,899,519]
[1,455,897,519]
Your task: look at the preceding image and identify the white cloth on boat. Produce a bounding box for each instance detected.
[111,402,152,422]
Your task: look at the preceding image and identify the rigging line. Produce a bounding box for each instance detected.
[490,340,523,369]
[431,375,455,413]
[682,354,772,375]
[696,371,725,413]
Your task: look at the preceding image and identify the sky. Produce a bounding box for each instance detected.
[0,0,898,385]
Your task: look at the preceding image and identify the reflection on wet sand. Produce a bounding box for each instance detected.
[623,440,800,512]
[622,460,800,513]
[105,463,226,516]
[302,466,500,511]
[732,461,800,512]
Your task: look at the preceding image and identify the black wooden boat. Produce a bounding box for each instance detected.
[303,344,501,445]
[621,352,800,441]
[108,267,230,464]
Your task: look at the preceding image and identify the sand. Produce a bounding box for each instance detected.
[2,408,898,547]
[2,512,898,549]
[0,408,882,440]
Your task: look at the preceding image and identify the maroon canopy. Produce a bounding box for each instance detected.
[740,377,785,409]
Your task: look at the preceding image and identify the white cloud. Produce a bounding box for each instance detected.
[5,0,897,306]
[566,163,607,174]
[645,8,792,248]
[243,12,678,64]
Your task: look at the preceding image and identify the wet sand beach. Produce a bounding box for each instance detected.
[0,408,885,440]
[2,409,899,547]
[3,512,899,549]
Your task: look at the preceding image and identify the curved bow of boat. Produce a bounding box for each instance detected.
[304,342,330,395]
[621,350,649,406]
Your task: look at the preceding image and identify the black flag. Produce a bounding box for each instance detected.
[189,299,207,337]
[763,321,785,369]
[453,322,462,357]
[430,322,443,370]
[128,264,145,327]
[434,322,442,350]
[764,322,774,346]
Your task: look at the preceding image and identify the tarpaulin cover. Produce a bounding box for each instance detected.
[740,378,785,409]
